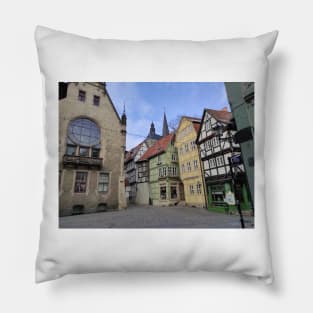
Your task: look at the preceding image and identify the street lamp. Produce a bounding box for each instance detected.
[213,123,245,228]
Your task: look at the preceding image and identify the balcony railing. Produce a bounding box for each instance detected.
[63,155,103,168]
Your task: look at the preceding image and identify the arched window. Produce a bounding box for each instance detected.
[66,118,101,158]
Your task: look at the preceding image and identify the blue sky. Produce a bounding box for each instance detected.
[106,82,230,150]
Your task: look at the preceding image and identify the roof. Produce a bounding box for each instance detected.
[192,121,201,134]
[146,133,162,140]
[196,108,233,144]
[181,115,201,122]
[205,108,232,124]
[138,133,174,162]
[176,116,201,136]
[125,142,144,163]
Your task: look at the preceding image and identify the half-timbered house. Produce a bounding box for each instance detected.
[124,141,149,204]
[196,108,252,213]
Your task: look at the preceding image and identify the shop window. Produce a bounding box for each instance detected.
[160,186,167,200]
[171,186,177,199]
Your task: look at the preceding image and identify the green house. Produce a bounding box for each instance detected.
[138,133,183,206]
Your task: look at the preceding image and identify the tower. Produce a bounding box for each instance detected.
[162,112,169,136]
[149,121,156,137]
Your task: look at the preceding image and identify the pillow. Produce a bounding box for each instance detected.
[35,25,278,283]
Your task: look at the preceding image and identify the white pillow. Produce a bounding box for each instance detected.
[35,25,278,283]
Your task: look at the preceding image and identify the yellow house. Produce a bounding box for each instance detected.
[175,116,206,208]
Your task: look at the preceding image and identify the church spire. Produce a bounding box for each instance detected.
[121,102,127,126]
[162,110,169,136]
[148,121,156,137]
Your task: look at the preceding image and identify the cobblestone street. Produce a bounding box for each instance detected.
[59,205,254,228]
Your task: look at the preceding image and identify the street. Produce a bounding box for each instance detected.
[59,205,254,228]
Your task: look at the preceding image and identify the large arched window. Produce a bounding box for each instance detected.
[66,118,101,158]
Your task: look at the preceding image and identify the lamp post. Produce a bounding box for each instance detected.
[213,123,245,229]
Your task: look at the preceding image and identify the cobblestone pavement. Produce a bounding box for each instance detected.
[59,205,254,228]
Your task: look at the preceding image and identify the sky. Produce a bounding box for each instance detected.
[106,82,230,150]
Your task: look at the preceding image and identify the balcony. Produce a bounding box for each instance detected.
[63,155,103,169]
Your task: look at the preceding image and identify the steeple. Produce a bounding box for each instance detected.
[121,103,127,126]
[148,121,156,137]
[162,111,169,136]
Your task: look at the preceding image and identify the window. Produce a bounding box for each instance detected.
[79,147,89,157]
[194,159,198,169]
[68,118,100,147]
[168,167,172,176]
[170,186,177,199]
[182,164,185,173]
[66,145,76,155]
[191,141,196,150]
[163,167,167,177]
[187,161,191,172]
[189,184,194,194]
[98,173,109,192]
[92,148,100,158]
[172,153,177,161]
[74,172,88,193]
[172,167,177,176]
[160,186,167,200]
[157,155,162,164]
[185,144,189,152]
[93,95,100,106]
[78,90,86,102]
[196,182,202,194]
[216,155,224,166]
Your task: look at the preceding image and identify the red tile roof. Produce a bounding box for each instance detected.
[138,133,174,162]
[205,108,232,124]
[192,121,201,134]
[125,142,144,163]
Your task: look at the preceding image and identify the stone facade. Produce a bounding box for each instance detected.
[59,82,126,216]
[175,117,206,208]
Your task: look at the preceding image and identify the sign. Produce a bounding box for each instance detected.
[224,191,235,205]
[230,154,242,165]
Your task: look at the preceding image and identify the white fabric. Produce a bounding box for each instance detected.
[35,25,278,283]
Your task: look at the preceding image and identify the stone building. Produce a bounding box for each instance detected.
[175,116,206,208]
[59,82,127,216]
[196,108,252,213]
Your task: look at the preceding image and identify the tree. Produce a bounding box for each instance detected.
[168,115,182,132]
